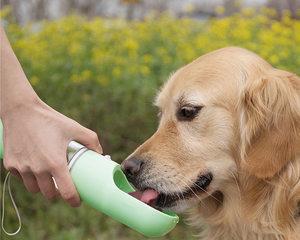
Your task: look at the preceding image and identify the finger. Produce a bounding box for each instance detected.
[21,172,40,193]
[75,127,103,154]
[35,173,58,200]
[3,160,22,181]
[52,164,80,207]
[10,168,23,181]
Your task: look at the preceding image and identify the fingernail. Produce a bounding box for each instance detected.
[95,144,103,154]
[71,200,81,208]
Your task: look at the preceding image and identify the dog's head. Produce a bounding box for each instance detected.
[122,47,300,213]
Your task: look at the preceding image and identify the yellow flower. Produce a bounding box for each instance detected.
[242,7,255,17]
[71,74,80,83]
[215,6,225,15]
[81,70,92,80]
[69,42,82,55]
[140,66,150,76]
[30,76,39,86]
[112,67,122,78]
[4,10,300,98]
[0,5,12,19]
[124,39,138,52]
[261,7,277,17]
[97,76,109,86]
[143,54,152,63]
[71,70,92,83]
[269,55,279,65]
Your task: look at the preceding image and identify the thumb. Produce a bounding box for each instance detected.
[71,123,103,154]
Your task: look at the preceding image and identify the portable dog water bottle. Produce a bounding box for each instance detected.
[0,120,179,237]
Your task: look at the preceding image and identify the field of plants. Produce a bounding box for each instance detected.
[1,7,300,240]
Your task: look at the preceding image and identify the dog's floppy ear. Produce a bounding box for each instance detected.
[239,69,300,178]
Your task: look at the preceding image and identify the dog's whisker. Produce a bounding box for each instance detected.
[177,173,222,204]
[174,176,205,204]
[152,164,218,204]
[226,169,242,201]
[172,179,188,202]
[166,178,183,201]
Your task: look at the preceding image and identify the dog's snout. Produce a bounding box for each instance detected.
[121,157,144,178]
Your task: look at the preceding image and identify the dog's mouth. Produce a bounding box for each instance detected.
[129,172,213,210]
[129,189,159,207]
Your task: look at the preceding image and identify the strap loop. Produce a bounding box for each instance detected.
[1,172,22,236]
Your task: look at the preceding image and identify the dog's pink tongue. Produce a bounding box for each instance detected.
[129,189,159,205]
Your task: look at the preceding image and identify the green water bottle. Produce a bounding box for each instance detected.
[0,120,178,237]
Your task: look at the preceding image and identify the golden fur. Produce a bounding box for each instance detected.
[126,47,300,239]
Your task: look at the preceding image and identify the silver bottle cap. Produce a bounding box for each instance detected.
[67,141,88,170]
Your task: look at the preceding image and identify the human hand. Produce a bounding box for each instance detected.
[2,98,102,207]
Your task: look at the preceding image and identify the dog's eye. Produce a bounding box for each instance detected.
[177,105,202,121]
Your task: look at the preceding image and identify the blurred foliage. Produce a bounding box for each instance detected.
[1,7,300,240]
[2,8,300,161]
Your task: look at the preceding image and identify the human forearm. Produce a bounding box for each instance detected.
[0,26,39,117]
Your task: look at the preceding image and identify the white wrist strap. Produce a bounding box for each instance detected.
[1,172,22,236]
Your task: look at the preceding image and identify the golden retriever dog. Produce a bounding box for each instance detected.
[121,47,300,240]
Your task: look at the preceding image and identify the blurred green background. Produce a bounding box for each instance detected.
[1,0,300,239]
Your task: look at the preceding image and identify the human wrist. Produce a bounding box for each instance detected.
[1,87,42,120]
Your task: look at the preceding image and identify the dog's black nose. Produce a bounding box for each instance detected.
[121,157,144,178]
